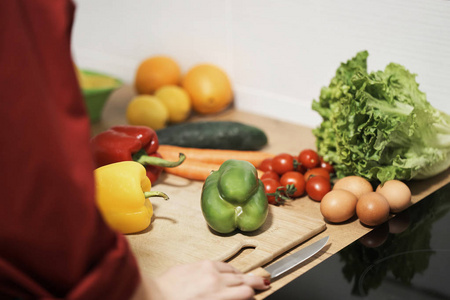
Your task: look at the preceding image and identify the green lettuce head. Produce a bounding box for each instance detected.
[312,51,450,183]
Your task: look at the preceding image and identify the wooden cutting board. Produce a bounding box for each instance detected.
[125,174,326,277]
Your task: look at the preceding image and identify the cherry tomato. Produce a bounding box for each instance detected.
[261,170,280,181]
[298,149,320,169]
[296,164,307,174]
[272,153,296,175]
[259,158,273,172]
[280,171,305,198]
[306,176,331,201]
[304,168,331,182]
[262,178,283,205]
[320,157,335,174]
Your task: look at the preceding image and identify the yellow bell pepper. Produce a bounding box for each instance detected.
[94,161,168,234]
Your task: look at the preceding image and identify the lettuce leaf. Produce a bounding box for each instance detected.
[312,51,450,183]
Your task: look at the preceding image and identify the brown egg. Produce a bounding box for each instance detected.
[333,176,373,199]
[320,190,358,223]
[376,180,411,213]
[356,192,390,227]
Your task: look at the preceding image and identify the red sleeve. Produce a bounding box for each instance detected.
[0,1,141,299]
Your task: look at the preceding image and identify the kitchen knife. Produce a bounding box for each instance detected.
[248,236,329,281]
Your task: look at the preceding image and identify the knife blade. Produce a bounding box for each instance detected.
[248,236,329,281]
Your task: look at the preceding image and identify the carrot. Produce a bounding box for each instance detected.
[163,160,221,181]
[158,145,275,168]
[163,159,265,181]
[162,146,264,181]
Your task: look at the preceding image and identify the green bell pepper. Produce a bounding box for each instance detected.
[201,159,269,234]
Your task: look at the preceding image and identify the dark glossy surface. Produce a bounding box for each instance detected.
[268,183,450,300]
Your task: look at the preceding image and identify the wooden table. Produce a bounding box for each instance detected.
[91,86,450,299]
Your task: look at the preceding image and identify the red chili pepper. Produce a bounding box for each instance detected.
[91,125,185,183]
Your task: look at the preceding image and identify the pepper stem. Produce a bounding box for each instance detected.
[144,191,169,200]
[133,151,186,168]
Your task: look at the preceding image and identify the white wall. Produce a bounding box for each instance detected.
[72,0,450,128]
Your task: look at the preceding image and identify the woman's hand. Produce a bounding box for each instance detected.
[133,260,270,300]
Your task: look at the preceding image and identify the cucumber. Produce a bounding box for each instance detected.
[156,121,268,150]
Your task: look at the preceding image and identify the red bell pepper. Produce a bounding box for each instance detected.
[91,125,185,182]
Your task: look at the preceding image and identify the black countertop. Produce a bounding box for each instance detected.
[267,182,450,300]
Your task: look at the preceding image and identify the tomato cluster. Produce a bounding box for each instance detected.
[259,149,334,204]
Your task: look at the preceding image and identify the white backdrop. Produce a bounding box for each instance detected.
[72,0,450,128]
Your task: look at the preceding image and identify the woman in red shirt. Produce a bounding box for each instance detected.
[0,1,269,299]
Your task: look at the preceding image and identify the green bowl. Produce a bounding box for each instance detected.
[80,70,122,123]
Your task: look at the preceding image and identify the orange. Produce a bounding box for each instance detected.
[182,64,233,114]
[134,56,181,94]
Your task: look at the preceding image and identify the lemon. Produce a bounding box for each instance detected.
[154,85,191,123]
[126,95,169,130]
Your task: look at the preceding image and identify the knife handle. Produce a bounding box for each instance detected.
[246,267,271,280]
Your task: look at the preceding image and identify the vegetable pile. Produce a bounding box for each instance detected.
[259,149,334,204]
[312,51,450,183]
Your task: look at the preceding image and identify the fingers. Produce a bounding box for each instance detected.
[242,274,270,291]
[195,260,270,300]
[212,260,243,274]
[220,272,270,289]
[212,261,270,291]
[152,260,270,300]
[219,285,255,300]
[217,277,270,300]
[220,273,246,287]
